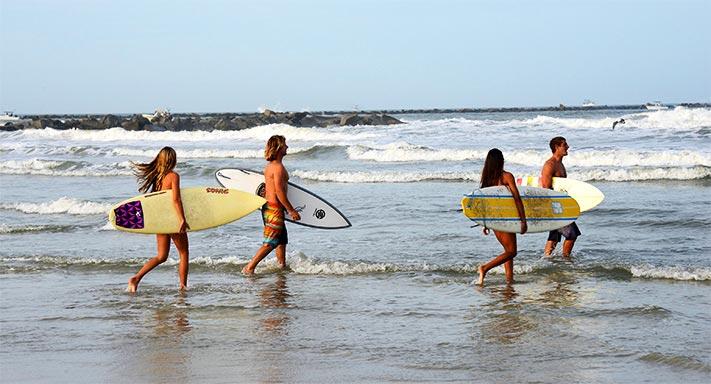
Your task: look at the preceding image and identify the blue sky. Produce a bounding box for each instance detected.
[1,0,709,114]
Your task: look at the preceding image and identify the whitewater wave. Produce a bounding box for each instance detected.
[3,253,707,281]
[347,144,711,167]
[0,197,112,215]
[397,107,711,133]
[292,170,480,183]
[292,166,710,183]
[8,124,379,143]
[0,224,76,234]
[0,159,133,176]
[630,265,711,281]
[506,106,711,131]
[571,166,711,181]
[347,143,489,162]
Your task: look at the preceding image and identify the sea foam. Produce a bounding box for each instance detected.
[630,265,711,281]
[0,197,112,215]
[0,159,132,176]
[12,124,378,143]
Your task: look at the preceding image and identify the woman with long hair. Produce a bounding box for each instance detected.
[477,148,527,285]
[126,146,190,292]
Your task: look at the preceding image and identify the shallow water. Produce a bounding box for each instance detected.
[1,107,710,382]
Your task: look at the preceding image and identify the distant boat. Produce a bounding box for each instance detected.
[582,100,596,107]
[645,102,668,111]
[0,111,21,124]
[142,108,172,123]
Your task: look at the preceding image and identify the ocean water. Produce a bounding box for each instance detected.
[1,107,710,383]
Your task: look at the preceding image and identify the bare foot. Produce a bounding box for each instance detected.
[179,284,188,291]
[477,266,485,286]
[126,277,139,293]
[242,266,254,276]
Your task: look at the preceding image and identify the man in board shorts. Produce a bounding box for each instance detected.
[542,136,581,258]
[262,201,288,248]
[242,135,301,275]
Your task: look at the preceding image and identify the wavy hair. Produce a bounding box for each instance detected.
[132,146,177,193]
[264,135,287,161]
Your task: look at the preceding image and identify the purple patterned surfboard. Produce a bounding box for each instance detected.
[113,200,144,230]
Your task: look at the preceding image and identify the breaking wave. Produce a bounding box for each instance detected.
[2,253,709,281]
[6,124,378,143]
[292,167,710,183]
[0,159,132,176]
[292,170,480,183]
[347,144,711,167]
[0,197,112,215]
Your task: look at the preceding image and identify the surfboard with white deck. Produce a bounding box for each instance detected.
[462,186,580,233]
[516,176,604,212]
[216,168,351,229]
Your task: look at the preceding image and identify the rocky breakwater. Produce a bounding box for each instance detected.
[0,110,403,131]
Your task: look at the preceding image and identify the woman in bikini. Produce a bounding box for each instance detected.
[126,146,190,292]
[477,148,527,285]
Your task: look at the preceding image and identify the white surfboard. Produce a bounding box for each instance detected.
[516,176,604,212]
[108,187,266,234]
[215,168,352,229]
[462,186,580,233]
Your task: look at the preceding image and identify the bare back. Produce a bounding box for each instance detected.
[158,171,179,191]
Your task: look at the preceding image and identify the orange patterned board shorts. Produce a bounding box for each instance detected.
[262,202,288,247]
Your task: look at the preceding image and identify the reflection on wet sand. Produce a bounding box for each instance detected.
[255,273,294,383]
[476,285,538,345]
[124,294,193,383]
[536,271,579,309]
[259,273,292,335]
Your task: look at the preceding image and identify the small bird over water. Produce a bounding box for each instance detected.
[612,118,626,130]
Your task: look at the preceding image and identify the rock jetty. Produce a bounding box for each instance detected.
[0,110,403,131]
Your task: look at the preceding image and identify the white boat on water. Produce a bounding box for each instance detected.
[142,108,172,123]
[645,101,668,110]
[582,100,596,107]
[0,111,22,125]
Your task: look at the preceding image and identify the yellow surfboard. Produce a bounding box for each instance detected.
[461,186,580,233]
[108,187,266,234]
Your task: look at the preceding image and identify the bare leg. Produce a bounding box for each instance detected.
[562,239,576,258]
[544,240,558,257]
[243,244,275,275]
[127,234,171,292]
[478,231,517,285]
[275,244,287,269]
[504,259,514,284]
[171,233,190,290]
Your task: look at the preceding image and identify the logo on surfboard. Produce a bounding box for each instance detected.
[314,209,326,219]
[256,183,266,198]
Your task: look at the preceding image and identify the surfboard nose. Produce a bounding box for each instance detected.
[114,200,144,229]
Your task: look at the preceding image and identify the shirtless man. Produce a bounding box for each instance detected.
[542,137,581,258]
[242,135,301,275]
